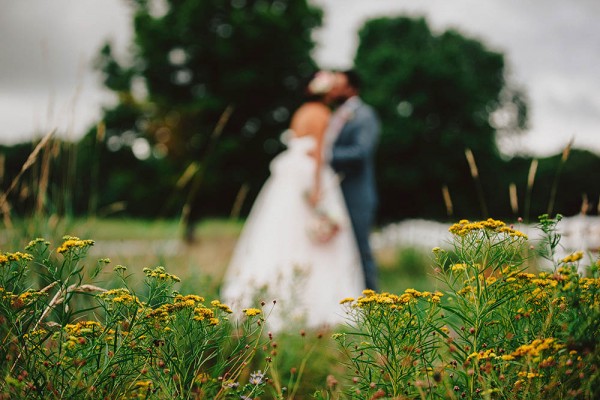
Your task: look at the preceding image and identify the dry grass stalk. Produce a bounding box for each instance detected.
[89,122,106,216]
[509,183,519,215]
[547,139,574,216]
[561,138,573,162]
[527,159,538,189]
[441,184,453,217]
[0,129,55,219]
[35,137,56,214]
[524,159,538,223]
[96,121,106,142]
[230,183,250,219]
[464,148,488,218]
[0,154,4,185]
[11,281,107,373]
[580,193,589,215]
[464,148,479,179]
[181,105,235,233]
[176,162,200,189]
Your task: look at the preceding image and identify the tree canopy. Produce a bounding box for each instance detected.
[354,17,528,221]
[94,0,323,220]
[4,12,598,224]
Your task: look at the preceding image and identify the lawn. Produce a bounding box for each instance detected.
[0,216,436,297]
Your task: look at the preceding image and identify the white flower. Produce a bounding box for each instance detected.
[249,370,265,385]
[308,71,335,95]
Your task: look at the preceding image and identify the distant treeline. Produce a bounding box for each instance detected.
[1,137,598,224]
[2,8,599,225]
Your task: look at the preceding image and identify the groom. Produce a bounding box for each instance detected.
[329,70,381,291]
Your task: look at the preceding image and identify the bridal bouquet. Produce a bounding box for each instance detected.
[306,205,341,244]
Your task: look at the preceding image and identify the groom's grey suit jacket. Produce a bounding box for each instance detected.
[331,97,380,290]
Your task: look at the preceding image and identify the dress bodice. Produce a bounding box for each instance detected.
[287,134,317,153]
[281,128,337,156]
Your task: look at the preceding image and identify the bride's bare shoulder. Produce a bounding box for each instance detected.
[292,102,331,121]
[299,101,330,113]
[289,102,331,136]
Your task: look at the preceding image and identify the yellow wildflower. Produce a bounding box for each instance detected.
[243,308,262,317]
[340,297,355,304]
[448,218,527,238]
[1,252,34,265]
[195,372,210,384]
[135,380,154,389]
[25,238,49,250]
[561,251,584,263]
[143,266,180,282]
[510,338,564,358]
[211,300,233,313]
[194,307,215,321]
[56,236,94,254]
[99,288,141,305]
[451,263,467,272]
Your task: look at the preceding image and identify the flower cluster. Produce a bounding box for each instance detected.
[56,236,94,254]
[0,251,33,265]
[561,251,584,263]
[211,299,233,314]
[142,266,181,282]
[243,308,262,317]
[2,289,47,308]
[142,294,231,328]
[0,236,269,400]
[448,218,528,239]
[346,288,443,309]
[335,217,599,399]
[98,288,141,305]
[503,338,564,360]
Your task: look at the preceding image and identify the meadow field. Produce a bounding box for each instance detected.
[1,214,598,399]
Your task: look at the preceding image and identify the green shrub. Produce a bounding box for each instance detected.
[0,237,268,399]
[327,216,599,399]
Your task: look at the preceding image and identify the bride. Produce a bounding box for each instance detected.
[220,71,365,331]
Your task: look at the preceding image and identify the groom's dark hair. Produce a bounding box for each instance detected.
[343,69,362,91]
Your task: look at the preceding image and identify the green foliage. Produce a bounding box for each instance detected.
[354,17,528,221]
[331,217,599,399]
[94,0,323,219]
[379,247,434,293]
[0,237,269,399]
[3,12,600,223]
[1,218,599,398]
[505,150,600,222]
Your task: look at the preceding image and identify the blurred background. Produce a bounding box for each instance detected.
[0,0,599,291]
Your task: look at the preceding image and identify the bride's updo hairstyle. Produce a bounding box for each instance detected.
[304,70,335,102]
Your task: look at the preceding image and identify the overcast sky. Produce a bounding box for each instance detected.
[1,0,599,157]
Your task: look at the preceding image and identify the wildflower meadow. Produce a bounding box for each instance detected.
[1,215,598,399]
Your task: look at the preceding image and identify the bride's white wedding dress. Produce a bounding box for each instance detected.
[221,130,365,331]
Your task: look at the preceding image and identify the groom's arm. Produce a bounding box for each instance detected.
[331,111,380,166]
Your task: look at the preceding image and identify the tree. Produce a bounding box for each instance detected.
[94,0,322,227]
[353,17,528,222]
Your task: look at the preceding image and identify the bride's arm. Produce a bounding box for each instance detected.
[309,104,331,206]
[309,107,330,207]
[291,103,330,206]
